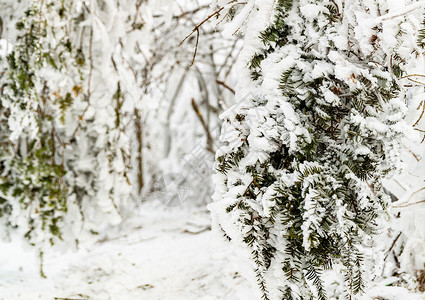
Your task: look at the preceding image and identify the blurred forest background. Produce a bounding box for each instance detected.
[1,0,425,299]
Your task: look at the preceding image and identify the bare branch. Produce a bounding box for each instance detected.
[190,28,200,67]
[216,80,235,94]
[191,98,214,154]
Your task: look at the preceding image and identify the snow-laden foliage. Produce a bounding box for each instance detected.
[210,0,417,299]
[0,0,149,247]
[0,0,85,246]
[376,13,425,292]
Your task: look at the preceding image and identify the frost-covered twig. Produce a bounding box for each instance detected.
[377,1,425,22]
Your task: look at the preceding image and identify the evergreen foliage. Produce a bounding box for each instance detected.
[0,0,136,247]
[0,0,83,244]
[211,0,412,299]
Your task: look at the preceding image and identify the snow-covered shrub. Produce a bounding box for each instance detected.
[0,0,148,247]
[210,0,415,299]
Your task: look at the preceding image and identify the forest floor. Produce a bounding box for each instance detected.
[0,203,424,300]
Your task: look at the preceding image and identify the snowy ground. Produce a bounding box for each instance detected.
[0,203,424,300]
[0,204,253,300]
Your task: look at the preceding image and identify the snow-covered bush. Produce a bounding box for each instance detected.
[0,0,148,248]
[210,0,416,299]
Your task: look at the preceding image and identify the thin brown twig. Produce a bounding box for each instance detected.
[394,198,425,208]
[82,2,91,13]
[392,187,425,208]
[408,78,425,85]
[232,4,254,35]
[190,28,200,67]
[408,150,420,162]
[217,1,249,26]
[384,232,402,261]
[413,100,425,127]
[134,108,144,194]
[191,98,214,154]
[178,5,210,19]
[401,74,425,86]
[401,74,425,79]
[330,0,340,14]
[216,6,235,26]
[179,5,228,46]
[179,1,245,47]
[126,0,143,33]
[413,102,425,127]
[243,180,254,197]
[216,80,235,94]
[393,178,407,191]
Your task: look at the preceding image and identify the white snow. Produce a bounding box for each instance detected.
[2,203,423,300]
[0,204,254,300]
